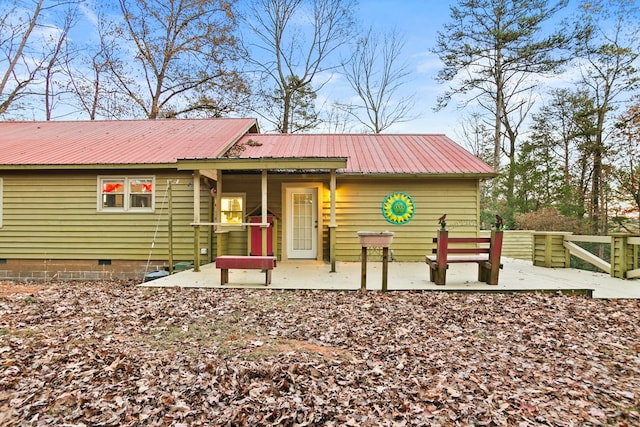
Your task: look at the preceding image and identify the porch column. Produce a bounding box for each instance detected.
[193,171,201,272]
[611,233,640,279]
[532,231,572,268]
[215,175,226,258]
[261,169,268,256]
[329,169,337,272]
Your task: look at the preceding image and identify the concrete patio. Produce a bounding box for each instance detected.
[140,258,640,299]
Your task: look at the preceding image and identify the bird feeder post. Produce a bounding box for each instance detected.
[357,231,394,292]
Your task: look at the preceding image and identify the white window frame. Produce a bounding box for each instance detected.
[0,178,3,228]
[219,192,246,229]
[97,176,155,212]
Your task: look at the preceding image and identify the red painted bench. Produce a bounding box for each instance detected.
[425,229,503,285]
[215,255,277,286]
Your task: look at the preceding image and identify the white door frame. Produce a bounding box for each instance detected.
[282,183,323,260]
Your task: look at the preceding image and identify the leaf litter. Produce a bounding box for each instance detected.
[1,280,639,426]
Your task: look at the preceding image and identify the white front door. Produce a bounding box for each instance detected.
[286,187,318,259]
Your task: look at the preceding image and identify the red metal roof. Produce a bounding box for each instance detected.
[0,119,495,176]
[232,133,496,175]
[0,118,258,166]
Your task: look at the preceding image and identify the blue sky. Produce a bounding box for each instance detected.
[325,0,579,137]
[325,0,457,135]
[11,0,584,138]
[67,0,454,132]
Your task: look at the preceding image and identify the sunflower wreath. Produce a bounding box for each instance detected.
[381,191,415,224]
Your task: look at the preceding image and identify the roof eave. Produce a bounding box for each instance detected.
[0,163,178,170]
[177,157,348,171]
[339,172,498,179]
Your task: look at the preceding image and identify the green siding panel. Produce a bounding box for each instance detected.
[216,174,481,262]
[331,179,479,261]
[0,171,483,262]
[0,170,206,262]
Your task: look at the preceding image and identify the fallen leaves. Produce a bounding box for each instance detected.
[1,281,639,426]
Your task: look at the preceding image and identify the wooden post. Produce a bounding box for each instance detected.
[487,229,503,285]
[329,169,337,272]
[215,178,223,257]
[532,232,572,268]
[360,247,367,291]
[382,247,389,292]
[435,229,448,285]
[261,170,268,256]
[610,233,639,279]
[167,180,173,274]
[329,226,337,272]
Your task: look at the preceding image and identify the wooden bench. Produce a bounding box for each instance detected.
[215,255,277,286]
[425,229,503,285]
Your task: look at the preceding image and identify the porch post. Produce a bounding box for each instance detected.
[610,233,639,279]
[532,231,571,268]
[193,171,201,272]
[261,169,268,256]
[329,169,337,272]
[168,180,173,274]
[215,176,223,257]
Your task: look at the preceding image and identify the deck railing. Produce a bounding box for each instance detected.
[479,230,533,260]
[532,231,640,279]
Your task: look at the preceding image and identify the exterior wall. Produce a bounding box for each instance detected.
[332,177,480,261]
[217,173,482,262]
[0,169,484,279]
[0,169,206,280]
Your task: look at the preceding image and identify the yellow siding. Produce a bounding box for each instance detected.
[0,169,485,273]
[0,170,205,263]
[218,174,481,261]
[331,178,480,261]
[1,171,482,263]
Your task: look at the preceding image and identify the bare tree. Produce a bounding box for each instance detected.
[243,0,355,133]
[100,0,246,119]
[0,0,45,115]
[43,2,78,120]
[63,11,135,120]
[340,28,416,133]
[456,112,493,164]
[1,0,85,118]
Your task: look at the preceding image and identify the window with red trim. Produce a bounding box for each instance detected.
[99,177,154,212]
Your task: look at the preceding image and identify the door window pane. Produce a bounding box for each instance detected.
[293,193,312,250]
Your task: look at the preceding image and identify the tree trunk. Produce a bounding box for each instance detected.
[281,90,292,133]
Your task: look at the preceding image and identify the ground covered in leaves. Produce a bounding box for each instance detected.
[1,281,639,426]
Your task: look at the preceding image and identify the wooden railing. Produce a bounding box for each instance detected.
[564,235,611,274]
[533,232,640,279]
[480,230,533,260]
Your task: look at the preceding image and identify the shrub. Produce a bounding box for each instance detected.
[515,208,588,233]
